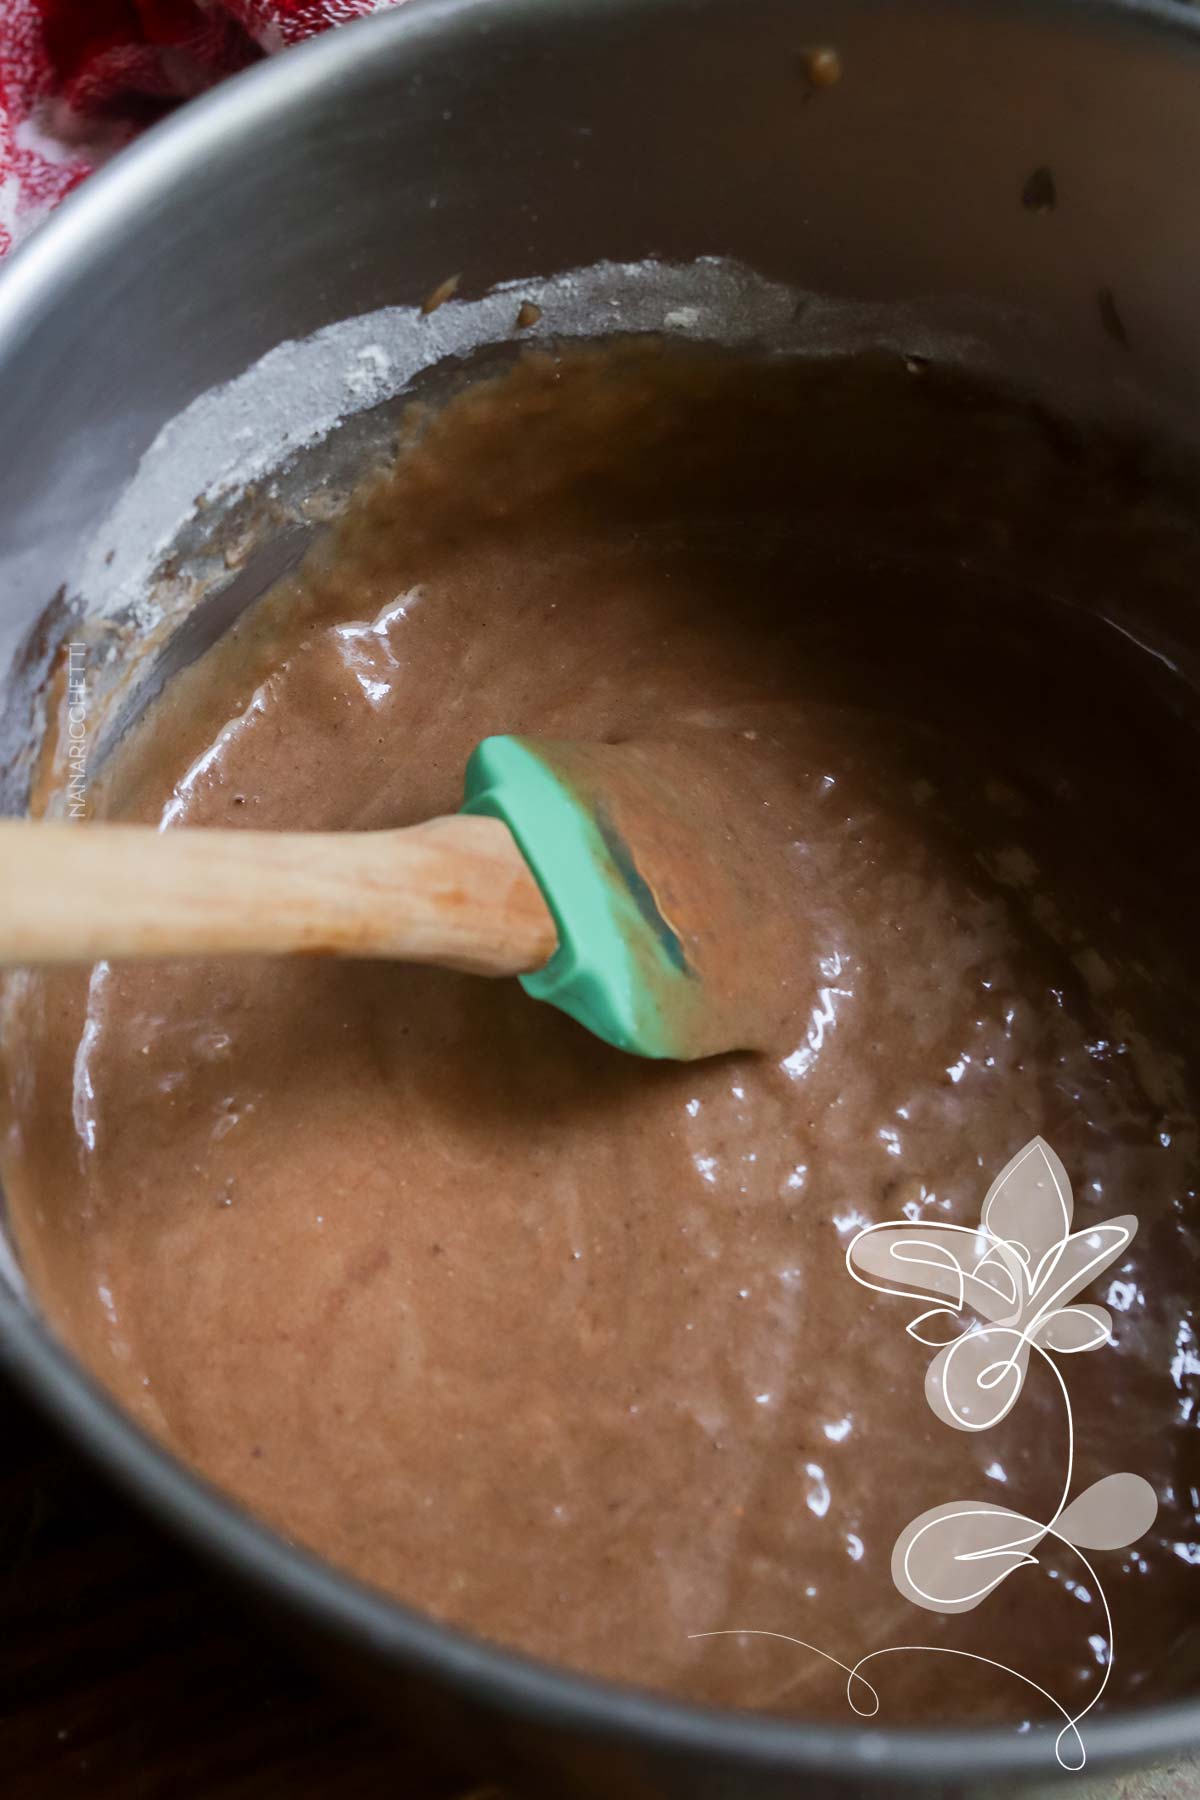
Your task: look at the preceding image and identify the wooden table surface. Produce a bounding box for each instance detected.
[5,1367,1196,1800]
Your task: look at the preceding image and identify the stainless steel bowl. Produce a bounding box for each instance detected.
[2,2,1199,1792]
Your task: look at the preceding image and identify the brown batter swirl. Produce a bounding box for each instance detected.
[3,342,1198,1728]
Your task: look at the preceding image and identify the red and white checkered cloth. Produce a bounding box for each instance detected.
[0,2,408,256]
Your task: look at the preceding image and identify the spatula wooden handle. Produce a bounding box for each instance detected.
[0,818,558,977]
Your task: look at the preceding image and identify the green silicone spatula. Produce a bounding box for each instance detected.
[0,735,761,1061]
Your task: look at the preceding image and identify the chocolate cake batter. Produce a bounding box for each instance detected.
[3,342,1199,1728]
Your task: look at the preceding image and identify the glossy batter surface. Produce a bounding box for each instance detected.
[4,345,1199,1728]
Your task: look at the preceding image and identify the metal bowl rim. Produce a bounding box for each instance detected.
[2,0,1198,1779]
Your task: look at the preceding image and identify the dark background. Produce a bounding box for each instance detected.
[1,1375,507,1799]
